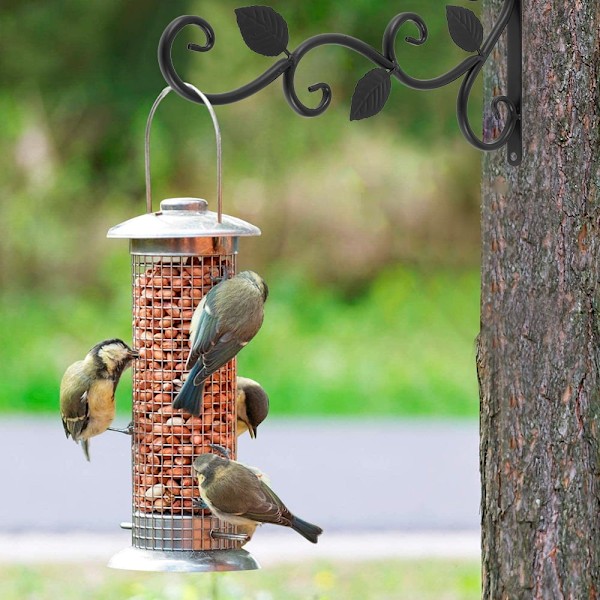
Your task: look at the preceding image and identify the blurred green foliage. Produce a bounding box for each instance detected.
[0,0,483,416]
[0,266,479,416]
[243,266,480,416]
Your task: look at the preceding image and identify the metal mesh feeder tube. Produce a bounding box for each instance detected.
[107,198,261,572]
[106,85,261,572]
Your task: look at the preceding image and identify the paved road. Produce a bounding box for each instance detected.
[0,531,481,565]
[1,417,479,533]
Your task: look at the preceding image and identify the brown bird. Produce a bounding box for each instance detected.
[174,271,268,416]
[236,377,269,438]
[193,453,323,544]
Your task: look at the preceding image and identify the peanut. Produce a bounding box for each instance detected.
[132,257,236,516]
[145,483,167,499]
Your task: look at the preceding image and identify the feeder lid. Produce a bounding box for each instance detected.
[107,198,261,239]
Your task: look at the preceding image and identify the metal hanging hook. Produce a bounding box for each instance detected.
[145,83,223,222]
[157,3,522,165]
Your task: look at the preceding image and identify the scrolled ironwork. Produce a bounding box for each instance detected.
[157,1,521,165]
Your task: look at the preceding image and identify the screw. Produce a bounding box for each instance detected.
[510,152,518,162]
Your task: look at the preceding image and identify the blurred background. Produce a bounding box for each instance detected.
[0,1,482,597]
[0,0,481,418]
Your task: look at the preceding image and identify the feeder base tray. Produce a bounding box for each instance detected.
[107,546,260,572]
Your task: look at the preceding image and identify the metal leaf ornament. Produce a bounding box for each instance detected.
[446,6,483,53]
[350,68,392,121]
[235,6,289,56]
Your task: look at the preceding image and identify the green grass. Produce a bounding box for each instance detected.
[0,264,479,417]
[0,559,481,600]
[241,266,480,416]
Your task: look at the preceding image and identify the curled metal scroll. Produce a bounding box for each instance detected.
[157,1,521,165]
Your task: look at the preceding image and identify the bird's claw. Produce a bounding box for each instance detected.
[210,265,230,284]
[108,421,134,435]
[192,498,209,510]
[209,443,231,459]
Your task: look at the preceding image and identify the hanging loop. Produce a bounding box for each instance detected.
[145,83,223,223]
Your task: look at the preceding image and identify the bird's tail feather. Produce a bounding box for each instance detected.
[173,363,205,416]
[81,439,90,462]
[291,516,323,544]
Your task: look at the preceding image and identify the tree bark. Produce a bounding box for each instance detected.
[479,0,600,598]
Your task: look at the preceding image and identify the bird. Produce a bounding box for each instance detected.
[60,339,139,460]
[236,376,269,438]
[173,270,268,416]
[192,453,323,544]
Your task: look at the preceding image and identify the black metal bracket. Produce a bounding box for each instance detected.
[158,1,522,166]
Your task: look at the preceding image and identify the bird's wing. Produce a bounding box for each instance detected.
[204,465,254,512]
[207,465,294,526]
[60,392,90,440]
[239,480,294,527]
[192,333,243,384]
[60,365,91,440]
[186,293,219,369]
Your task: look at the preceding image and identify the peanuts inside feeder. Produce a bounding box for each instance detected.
[106,86,262,572]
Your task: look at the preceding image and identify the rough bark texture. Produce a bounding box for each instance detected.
[479,0,600,598]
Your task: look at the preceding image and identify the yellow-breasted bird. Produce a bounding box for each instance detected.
[174,271,268,416]
[236,376,269,438]
[60,339,138,461]
[193,453,323,544]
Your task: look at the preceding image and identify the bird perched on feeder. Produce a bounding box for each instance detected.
[173,270,268,416]
[192,453,323,544]
[60,339,139,461]
[236,376,269,438]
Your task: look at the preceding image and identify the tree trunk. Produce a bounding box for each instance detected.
[479,0,600,598]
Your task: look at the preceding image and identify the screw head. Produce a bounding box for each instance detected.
[510,152,518,162]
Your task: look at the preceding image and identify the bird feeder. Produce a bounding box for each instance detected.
[106,85,261,572]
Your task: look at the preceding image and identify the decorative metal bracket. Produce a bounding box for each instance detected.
[158,1,522,165]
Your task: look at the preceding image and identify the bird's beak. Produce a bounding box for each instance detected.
[250,426,258,439]
[129,349,140,358]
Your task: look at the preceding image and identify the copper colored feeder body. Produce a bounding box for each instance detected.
[131,242,237,551]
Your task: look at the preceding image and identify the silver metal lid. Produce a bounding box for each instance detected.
[107,198,261,239]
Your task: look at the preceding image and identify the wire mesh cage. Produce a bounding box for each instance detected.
[131,249,238,552]
[107,200,261,572]
[106,86,262,572]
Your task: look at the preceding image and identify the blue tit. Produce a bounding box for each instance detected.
[236,376,269,438]
[193,453,323,544]
[60,339,139,461]
[173,271,268,416]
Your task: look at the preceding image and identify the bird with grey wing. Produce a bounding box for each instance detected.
[236,377,269,438]
[193,452,323,545]
[59,339,139,460]
[173,271,268,416]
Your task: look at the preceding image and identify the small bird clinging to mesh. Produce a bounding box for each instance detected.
[60,339,139,460]
[173,270,268,416]
[193,452,323,545]
[236,376,269,438]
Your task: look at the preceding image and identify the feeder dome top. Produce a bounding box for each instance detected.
[107,198,261,239]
